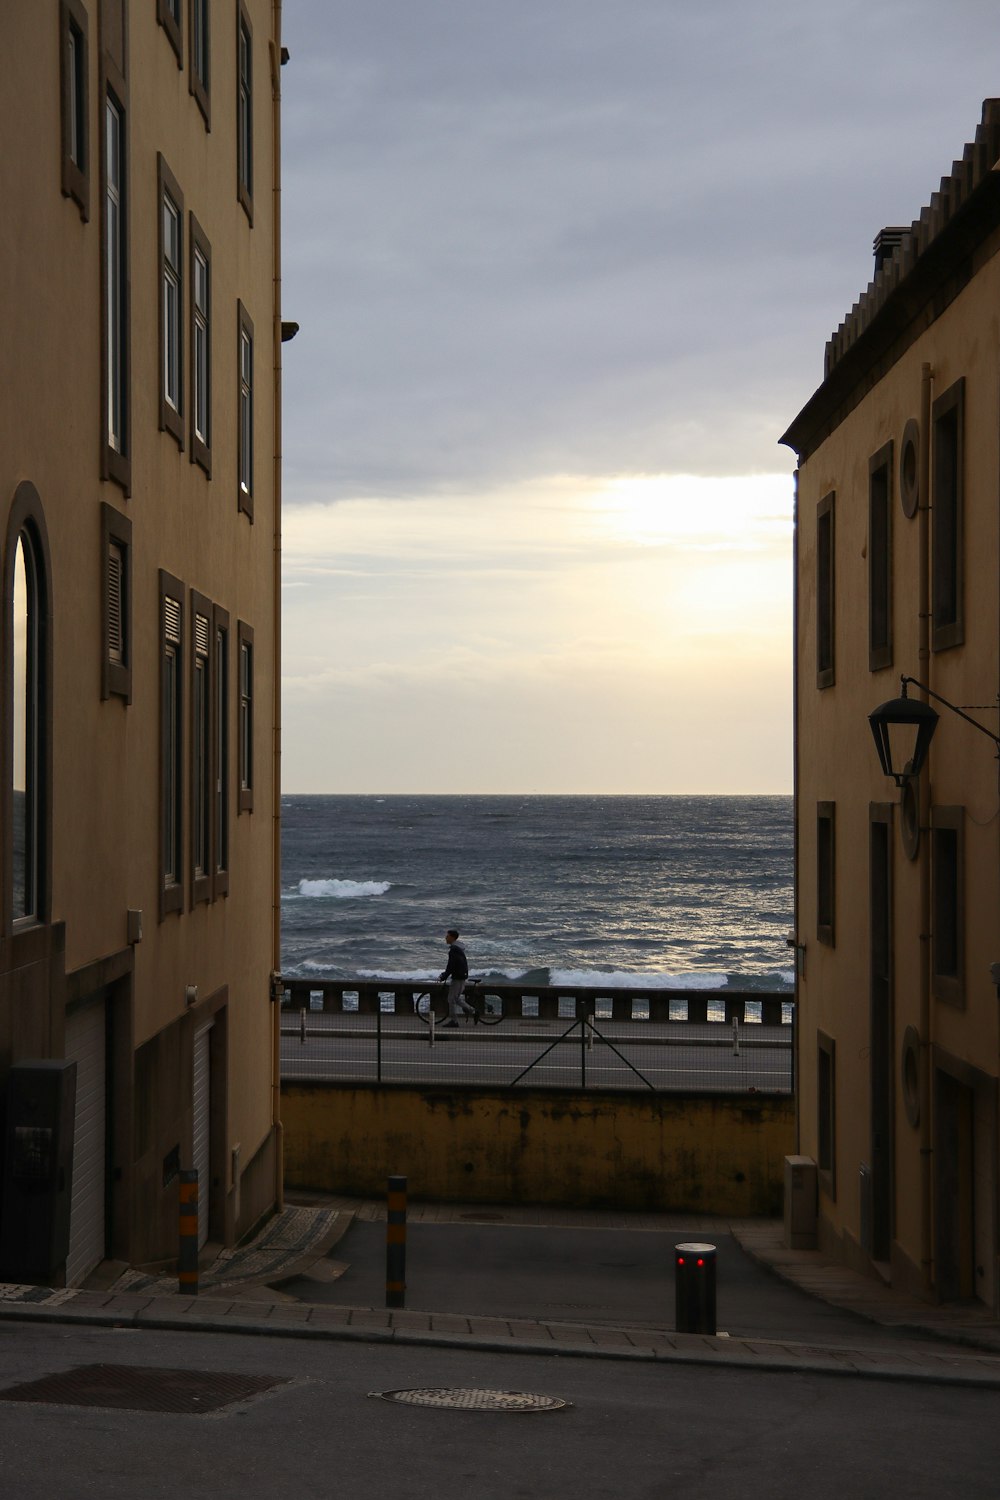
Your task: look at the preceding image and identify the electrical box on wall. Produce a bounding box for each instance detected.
[0,1060,77,1283]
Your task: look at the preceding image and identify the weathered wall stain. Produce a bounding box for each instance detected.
[282,1085,794,1215]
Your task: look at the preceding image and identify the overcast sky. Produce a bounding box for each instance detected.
[279,0,999,794]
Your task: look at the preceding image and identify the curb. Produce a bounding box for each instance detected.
[3,1296,1000,1388]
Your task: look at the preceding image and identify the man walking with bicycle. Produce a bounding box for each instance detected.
[440,929,474,1027]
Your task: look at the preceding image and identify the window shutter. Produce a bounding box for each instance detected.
[164,594,182,645]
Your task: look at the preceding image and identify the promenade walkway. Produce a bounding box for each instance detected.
[2,1197,1000,1388]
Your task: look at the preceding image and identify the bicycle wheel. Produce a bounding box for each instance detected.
[472,993,504,1026]
[413,991,448,1025]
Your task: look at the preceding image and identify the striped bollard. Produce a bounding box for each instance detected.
[386,1174,407,1308]
[178,1169,199,1295]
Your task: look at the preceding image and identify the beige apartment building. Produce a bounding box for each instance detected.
[0,1,285,1282]
[783,101,1000,1307]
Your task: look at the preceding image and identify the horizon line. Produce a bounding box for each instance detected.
[280,789,794,798]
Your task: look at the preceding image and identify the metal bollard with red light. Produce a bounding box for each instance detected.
[674,1241,717,1335]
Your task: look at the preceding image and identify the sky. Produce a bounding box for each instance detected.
[279,0,1000,794]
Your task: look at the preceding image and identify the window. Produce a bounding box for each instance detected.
[102,82,130,493]
[190,216,211,474]
[191,592,212,904]
[158,0,182,65]
[60,0,90,219]
[101,503,131,702]
[237,302,254,517]
[11,537,39,924]
[931,378,964,651]
[237,2,253,221]
[868,443,892,671]
[931,806,964,1005]
[6,486,51,931]
[160,572,184,917]
[817,1032,836,1199]
[214,606,230,896]
[817,802,835,946]
[158,156,185,447]
[189,0,210,124]
[238,621,253,813]
[816,492,834,688]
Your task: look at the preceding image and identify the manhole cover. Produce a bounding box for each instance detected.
[371,1388,569,1413]
[0,1364,287,1415]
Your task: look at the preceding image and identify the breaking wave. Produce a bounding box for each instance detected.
[294,878,391,900]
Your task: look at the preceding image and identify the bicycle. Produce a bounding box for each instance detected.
[412,978,503,1027]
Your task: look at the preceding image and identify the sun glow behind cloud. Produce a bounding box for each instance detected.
[281,472,794,794]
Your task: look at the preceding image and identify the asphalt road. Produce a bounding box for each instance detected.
[279,1015,792,1091]
[282,1222,951,1353]
[0,1322,996,1499]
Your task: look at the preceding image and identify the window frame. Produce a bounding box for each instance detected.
[4,484,53,934]
[101,502,132,703]
[237,620,254,814]
[60,0,91,220]
[931,378,965,652]
[160,571,185,918]
[816,491,835,689]
[236,1,254,223]
[816,801,835,946]
[100,67,131,495]
[157,0,183,66]
[189,214,212,475]
[868,441,893,672]
[213,604,230,897]
[158,154,185,449]
[237,301,254,518]
[189,0,211,125]
[190,590,213,906]
[931,805,964,1006]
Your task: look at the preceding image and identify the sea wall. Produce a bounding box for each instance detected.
[281,1084,794,1215]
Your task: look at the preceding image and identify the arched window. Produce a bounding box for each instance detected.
[5,485,50,930]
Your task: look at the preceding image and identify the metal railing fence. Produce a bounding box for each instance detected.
[278,978,794,1095]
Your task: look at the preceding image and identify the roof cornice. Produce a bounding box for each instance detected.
[782,100,1000,461]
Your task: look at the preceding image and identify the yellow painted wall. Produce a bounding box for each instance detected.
[282,1085,795,1215]
[793,193,1000,1298]
[0,2,281,1259]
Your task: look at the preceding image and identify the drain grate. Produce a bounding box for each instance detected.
[371,1388,569,1413]
[0,1364,287,1415]
[458,1211,504,1222]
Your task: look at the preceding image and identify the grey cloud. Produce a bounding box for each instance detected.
[282,0,1000,499]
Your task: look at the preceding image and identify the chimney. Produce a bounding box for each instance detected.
[873,226,909,274]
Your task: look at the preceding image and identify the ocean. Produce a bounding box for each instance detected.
[280,794,794,993]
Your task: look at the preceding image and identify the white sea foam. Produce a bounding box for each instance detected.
[356,966,732,989]
[356,968,439,983]
[547,968,729,990]
[295,878,391,899]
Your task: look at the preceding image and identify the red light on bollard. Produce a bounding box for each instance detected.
[674,1241,717,1335]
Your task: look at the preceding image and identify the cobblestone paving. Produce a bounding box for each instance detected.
[108,1205,346,1294]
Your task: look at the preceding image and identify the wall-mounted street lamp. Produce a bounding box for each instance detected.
[869,674,1000,785]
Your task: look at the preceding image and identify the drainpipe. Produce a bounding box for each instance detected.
[792,466,801,1148]
[270,0,284,1213]
[918,361,933,1293]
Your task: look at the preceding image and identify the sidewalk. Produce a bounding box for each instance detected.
[1,1198,1000,1387]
